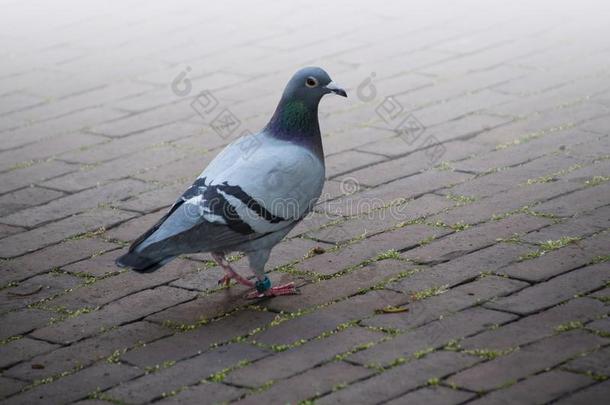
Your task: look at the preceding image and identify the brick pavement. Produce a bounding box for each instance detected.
[1,0,609,404]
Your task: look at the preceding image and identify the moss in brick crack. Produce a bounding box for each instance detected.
[144,360,176,374]
[555,320,584,333]
[418,235,437,246]
[88,388,128,404]
[494,123,575,151]
[106,348,126,364]
[462,347,517,360]
[373,249,401,261]
[207,359,251,382]
[519,236,581,261]
[435,161,454,171]
[584,175,610,187]
[0,335,23,345]
[66,227,106,241]
[449,221,470,232]
[414,347,434,359]
[444,340,462,351]
[523,164,583,185]
[590,255,610,264]
[427,377,440,386]
[446,194,476,205]
[410,285,448,301]
[539,236,581,250]
[495,233,524,244]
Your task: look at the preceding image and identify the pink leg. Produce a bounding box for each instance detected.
[212,253,254,288]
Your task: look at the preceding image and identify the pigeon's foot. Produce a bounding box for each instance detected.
[212,253,254,288]
[245,282,298,299]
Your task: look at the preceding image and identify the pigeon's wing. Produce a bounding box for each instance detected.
[131,132,325,258]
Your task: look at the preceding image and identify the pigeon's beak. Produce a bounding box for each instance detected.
[326,81,347,97]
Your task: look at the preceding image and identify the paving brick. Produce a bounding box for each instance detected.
[0,272,82,312]
[520,206,610,244]
[0,161,75,194]
[3,362,142,405]
[225,326,384,387]
[268,260,419,313]
[441,153,586,199]
[0,376,26,400]
[307,194,454,244]
[384,386,475,405]
[404,214,551,264]
[0,208,135,258]
[461,297,607,351]
[587,317,610,335]
[114,182,186,214]
[535,182,610,217]
[336,144,480,188]
[298,224,444,276]
[0,224,24,239]
[123,309,276,368]
[563,346,610,377]
[59,120,203,165]
[553,380,610,405]
[102,211,164,243]
[6,321,171,381]
[0,132,106,172]
[31,286,197,344]
[366,274,525,330]
[49,258,202,311]
[468,370,593,405]
[0,309,54,340]
[2,179,152,227]
[317,351,480,405]
[236,361,373,404]
[88,101,195,138]
[321,150,387,179]
[0,186,64,217]
[351,307,516,367]
[429,180,583,227]
[324,170,473,216]
[390,243,530,295]
[104,344,268,404]
[447,330,606,392]
[0,337,58,370]
[60,249,123,277]
[155,381,245,404]
[488,262,610,315]
[499,231,610,282]
[0,238,117,285]
[253,290,405,347]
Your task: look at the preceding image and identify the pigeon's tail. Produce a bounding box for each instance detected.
[115,251,175,273]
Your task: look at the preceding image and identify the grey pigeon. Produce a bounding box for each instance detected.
[116,67,347,298]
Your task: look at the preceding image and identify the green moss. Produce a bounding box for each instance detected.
[539,236,581,250]
[0,335,23,345]
[414,347,434,359]
[427,377,440,386]
[463,347,517,360]
[555,321,584,333]
[446,194,476,205]
[144,360,176,374]
[373,249,401,261]
[410,285,448,301]
[584,175,610,187]
[520,236,581,261]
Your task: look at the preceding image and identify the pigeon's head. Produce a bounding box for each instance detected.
[283,67,347,103]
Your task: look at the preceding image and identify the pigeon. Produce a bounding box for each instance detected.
[116,67,347,298]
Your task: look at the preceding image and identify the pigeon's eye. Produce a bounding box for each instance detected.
[305,77,318,88]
